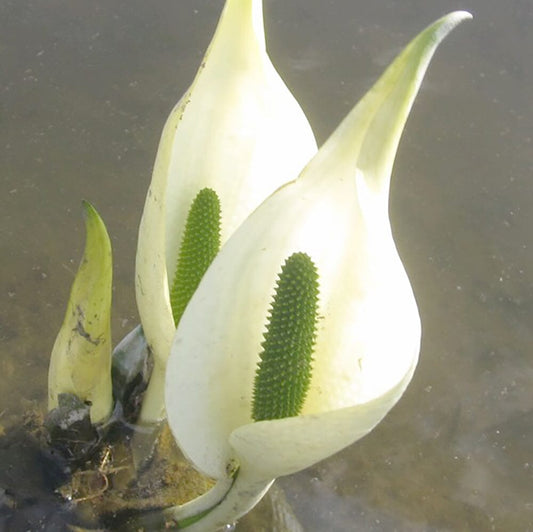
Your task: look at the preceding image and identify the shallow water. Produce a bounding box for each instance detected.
[1,0,532,530]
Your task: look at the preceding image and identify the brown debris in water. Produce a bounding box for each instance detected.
[58,423,213,522]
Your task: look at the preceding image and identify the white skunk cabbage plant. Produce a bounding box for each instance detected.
[48,201,113,425]
[135,0,317,423]
[157,11,471,530]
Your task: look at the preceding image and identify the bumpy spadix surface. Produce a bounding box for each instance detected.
[252,252,319,421]
[170,188,221,326]
[166,11,471,482]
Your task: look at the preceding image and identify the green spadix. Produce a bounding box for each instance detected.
[252,252,319,422]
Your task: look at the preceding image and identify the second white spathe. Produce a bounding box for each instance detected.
[166,11,470,486]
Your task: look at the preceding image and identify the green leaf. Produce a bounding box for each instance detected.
[48,201,113,424]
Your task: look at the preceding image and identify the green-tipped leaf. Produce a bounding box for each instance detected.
[48,201,113,424]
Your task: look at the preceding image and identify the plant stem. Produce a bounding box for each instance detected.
[119,468,273,531]
[169,468,274,531]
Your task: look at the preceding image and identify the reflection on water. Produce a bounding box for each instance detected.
[1,0,532,529]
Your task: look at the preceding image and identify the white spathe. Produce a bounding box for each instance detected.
[165,11,471,487]
[135,0,317,422]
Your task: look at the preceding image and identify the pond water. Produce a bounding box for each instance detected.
[1,0,532,530]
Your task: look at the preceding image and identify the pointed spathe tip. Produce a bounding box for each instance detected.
[434,11,473,40]
[449,10,474,21]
